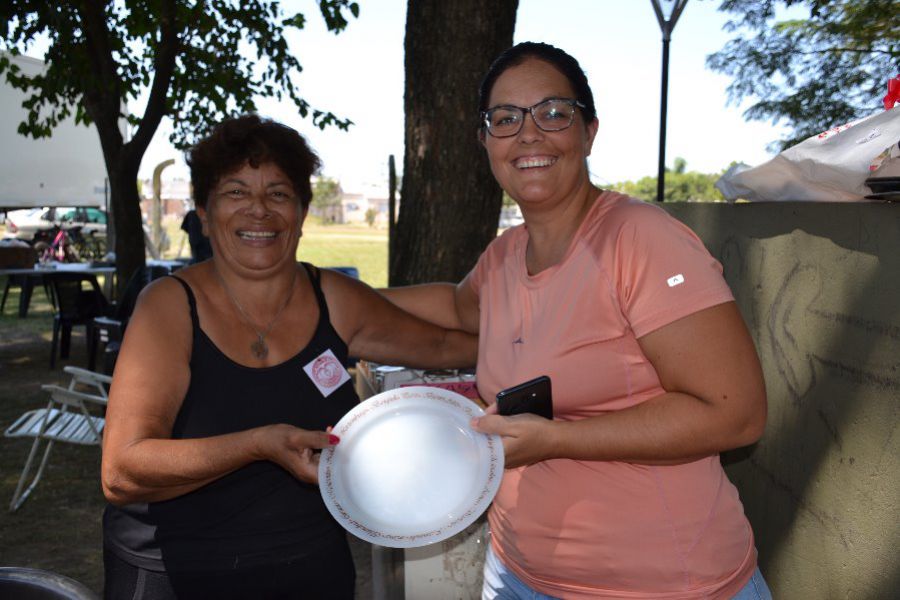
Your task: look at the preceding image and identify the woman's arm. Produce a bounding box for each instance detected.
[472,302,767,467]
[101,279,335,506]
[378,277,480,334]
[324,271,478,369]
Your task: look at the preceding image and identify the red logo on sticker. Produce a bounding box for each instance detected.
[311,355,343,388]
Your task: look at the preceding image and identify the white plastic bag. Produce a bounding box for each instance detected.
[716,108,900,201]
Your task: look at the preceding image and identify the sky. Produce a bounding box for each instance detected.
[122,0,798,191]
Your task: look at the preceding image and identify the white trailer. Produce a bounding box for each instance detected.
[1,53,112,209]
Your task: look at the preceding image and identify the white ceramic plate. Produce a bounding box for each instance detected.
[319,386,503,548]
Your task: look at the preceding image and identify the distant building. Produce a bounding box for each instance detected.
[139,177,192,219]
[339,192,367,224]
[310,179,392,226]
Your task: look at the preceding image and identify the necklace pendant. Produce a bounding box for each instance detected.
[251,337,269,359]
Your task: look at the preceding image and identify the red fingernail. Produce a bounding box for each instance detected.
[328,434,340,445]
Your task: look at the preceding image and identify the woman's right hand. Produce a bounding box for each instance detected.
[252,424,339,484]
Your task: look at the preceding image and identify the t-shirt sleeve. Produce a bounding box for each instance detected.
[467,228,514,300]
[611,203,734,338]
[468,251,486,298]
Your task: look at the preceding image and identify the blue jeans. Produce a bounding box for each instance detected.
[731,566,773,600]
[482,544,773,600]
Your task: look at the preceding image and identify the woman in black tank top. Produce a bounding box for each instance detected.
[101,116,476,599]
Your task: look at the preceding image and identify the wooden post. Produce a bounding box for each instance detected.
[388,154,397,272]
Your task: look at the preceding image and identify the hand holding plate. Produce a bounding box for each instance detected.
[471,412,557,469]
[253,424,339,484]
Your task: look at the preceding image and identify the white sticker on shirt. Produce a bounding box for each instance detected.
[303,349,351,397]
[667,273,685,287]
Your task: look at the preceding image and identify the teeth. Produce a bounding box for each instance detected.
[516,157,556,169]
[238,231,276,239]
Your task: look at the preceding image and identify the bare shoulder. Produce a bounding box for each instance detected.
[134,275,189,311]
[127,274,194,339]
[316,265,375,312]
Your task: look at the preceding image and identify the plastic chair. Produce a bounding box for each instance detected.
[328,266,360,279]
[88,264,170,373]
[0,567,98,599]
[48,273,110,368]
[0,274,25,314]
[4,366,111,512]
[1,273,54,317]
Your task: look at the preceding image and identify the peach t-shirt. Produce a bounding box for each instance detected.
[469,192,756,599]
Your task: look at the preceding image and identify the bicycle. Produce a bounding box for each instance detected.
[67,226,106,261]
[32,225,83,263]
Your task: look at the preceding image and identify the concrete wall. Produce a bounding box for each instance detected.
[664,202,900,600]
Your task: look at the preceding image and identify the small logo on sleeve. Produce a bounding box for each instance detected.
[303,349,351,397]
[666,274,685,287]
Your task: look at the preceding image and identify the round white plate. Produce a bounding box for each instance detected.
[319,386,503,548]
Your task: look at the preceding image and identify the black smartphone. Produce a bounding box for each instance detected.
[496,375,553,419]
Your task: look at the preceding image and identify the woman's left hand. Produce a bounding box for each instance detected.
[470,406,559,469]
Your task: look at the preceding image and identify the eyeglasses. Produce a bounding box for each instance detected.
[481,98,586,138]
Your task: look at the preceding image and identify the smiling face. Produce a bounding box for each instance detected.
[483,58,598,212]
[199,161,305,277]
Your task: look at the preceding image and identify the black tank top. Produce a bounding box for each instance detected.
[103,263,360,573]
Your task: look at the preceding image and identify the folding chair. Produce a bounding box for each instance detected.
[3,366,111,511]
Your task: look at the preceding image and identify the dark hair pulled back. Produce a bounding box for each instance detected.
[478,42,597,127]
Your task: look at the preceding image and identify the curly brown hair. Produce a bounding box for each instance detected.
[187,114,321,210]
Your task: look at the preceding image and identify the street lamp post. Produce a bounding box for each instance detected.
[650,0,688,202]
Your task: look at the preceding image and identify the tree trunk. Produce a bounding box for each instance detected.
[390,0,518,286]
[85,104,146,299]
[108,160,146,297]
[75,0,177,298]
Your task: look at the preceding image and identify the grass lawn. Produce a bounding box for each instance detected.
[297,223,388,288]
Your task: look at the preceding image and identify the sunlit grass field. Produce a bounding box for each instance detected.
[296,223,388,288]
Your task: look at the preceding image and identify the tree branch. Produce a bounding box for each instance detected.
[795,46,895,56]
[126,0,180,163]
[73,1,126,167]
[77,1,121,119]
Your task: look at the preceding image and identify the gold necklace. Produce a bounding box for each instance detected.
[214,268,297,359]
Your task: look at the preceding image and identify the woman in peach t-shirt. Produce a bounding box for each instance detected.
[384,42,771,599]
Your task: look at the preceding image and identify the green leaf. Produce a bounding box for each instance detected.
[284,12,306,29]
[709,0,898,148]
